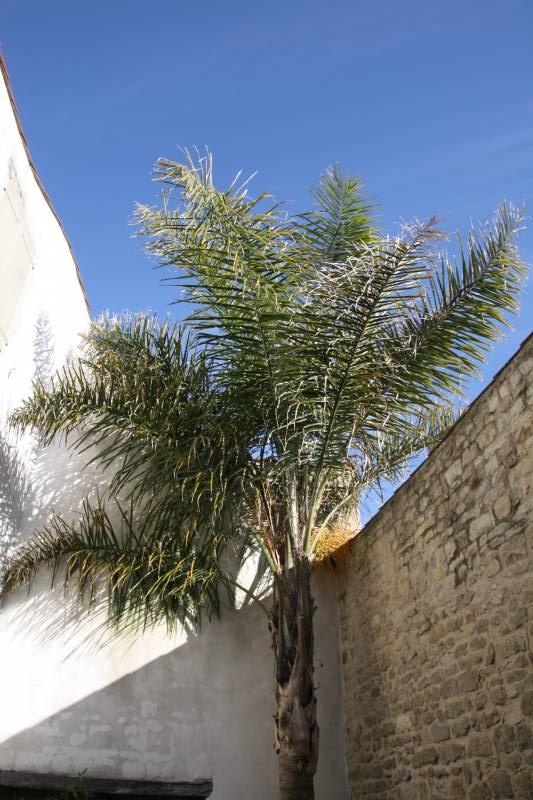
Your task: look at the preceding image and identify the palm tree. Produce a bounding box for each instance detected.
[1,152,526,800]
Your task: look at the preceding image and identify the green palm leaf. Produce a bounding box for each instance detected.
[1,496,235,629]
[297,163,374,261]
[11,315,250,519]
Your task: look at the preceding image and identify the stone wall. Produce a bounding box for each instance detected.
[337,336,533,799]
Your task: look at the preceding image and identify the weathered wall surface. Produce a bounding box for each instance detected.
[338,336,533,799]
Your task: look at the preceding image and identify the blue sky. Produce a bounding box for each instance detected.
[2,0,532,513]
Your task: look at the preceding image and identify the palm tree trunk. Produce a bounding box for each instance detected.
[273,563,318,800]
[277,664,317,800]
[278,751,315,800]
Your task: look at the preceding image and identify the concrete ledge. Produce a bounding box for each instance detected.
[0,771,213,798]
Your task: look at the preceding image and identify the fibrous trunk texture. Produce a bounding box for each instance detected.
[273,563,318,800]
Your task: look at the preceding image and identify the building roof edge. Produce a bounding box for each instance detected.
[0,48,90,314]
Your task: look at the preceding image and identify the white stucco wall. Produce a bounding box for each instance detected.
[0,56,349,798]
[0,56,91,564]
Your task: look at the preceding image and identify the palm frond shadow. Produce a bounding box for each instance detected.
[0,432,29,565]
[32,312,55,386]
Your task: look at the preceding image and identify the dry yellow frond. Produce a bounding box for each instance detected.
[312,525,358,563]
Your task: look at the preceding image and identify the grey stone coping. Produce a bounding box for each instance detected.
[0,771,213,798]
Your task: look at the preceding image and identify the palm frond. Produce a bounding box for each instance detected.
[297,164,374,262]
[136,152,304,449]
[289,207,523,473]
[1,497,235,630]
[10,315,251,520]
[390,203,527,400]
[287,220,445,525]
